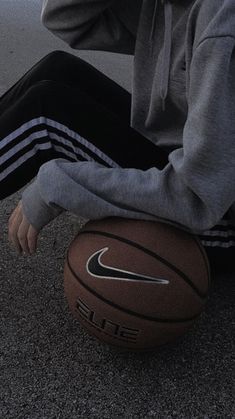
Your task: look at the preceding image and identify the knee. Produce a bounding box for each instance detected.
[23,80,55,101]
[40,50,72,67]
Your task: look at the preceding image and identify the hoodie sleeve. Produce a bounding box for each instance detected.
[21,36,235,234]
[41,0,143,55]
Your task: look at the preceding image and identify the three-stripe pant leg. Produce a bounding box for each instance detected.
[0,77,169,200]
[0,51,234,271]
[200,225,235,274]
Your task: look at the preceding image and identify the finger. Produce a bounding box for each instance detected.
[8,210,24,254]
[8,201,22,232]
[27,225,39,254]
[8,202,21,231]
[17,218,31,254]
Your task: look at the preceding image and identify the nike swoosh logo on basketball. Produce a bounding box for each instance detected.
[86,247,169,284]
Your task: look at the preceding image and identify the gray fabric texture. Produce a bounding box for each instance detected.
[22,0,235,233]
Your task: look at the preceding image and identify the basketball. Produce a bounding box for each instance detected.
[63,217,211,352]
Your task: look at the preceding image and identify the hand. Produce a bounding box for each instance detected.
[8,200,39,256]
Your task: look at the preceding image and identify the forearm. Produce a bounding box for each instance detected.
[41,0,141,54]
[21,158,231,234]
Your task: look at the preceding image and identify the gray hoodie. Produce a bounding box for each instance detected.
[22,0,235,235]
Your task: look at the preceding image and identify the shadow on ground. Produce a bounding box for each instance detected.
[0,190,234,418]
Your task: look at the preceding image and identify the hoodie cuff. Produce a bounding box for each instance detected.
[21,180,64,231]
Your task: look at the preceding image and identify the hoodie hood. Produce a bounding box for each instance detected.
[149,0,173,112]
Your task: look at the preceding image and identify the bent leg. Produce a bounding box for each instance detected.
[0,79,169,200]
[0,50,132,122]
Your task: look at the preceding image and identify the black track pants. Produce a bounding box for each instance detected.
[0,50,234,273]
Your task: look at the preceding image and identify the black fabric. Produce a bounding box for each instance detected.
[0,51,172,192]
[0,50,234,273]
[204,247,234,275]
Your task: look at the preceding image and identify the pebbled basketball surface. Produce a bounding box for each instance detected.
[64,218,211,351]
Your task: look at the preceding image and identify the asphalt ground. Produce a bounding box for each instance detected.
[0,1,234,418]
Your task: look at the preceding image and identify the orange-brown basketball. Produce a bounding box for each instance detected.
[63,217,211,352]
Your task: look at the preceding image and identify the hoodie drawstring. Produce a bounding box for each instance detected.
[149,0,173,112]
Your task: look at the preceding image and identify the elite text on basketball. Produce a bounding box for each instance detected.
[76,297,140,342]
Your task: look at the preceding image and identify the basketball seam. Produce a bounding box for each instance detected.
[77,230,209,299]
[72,308,138,343]
[72,312,171,351]
[190,234,211,288]
[65,251,203,323]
